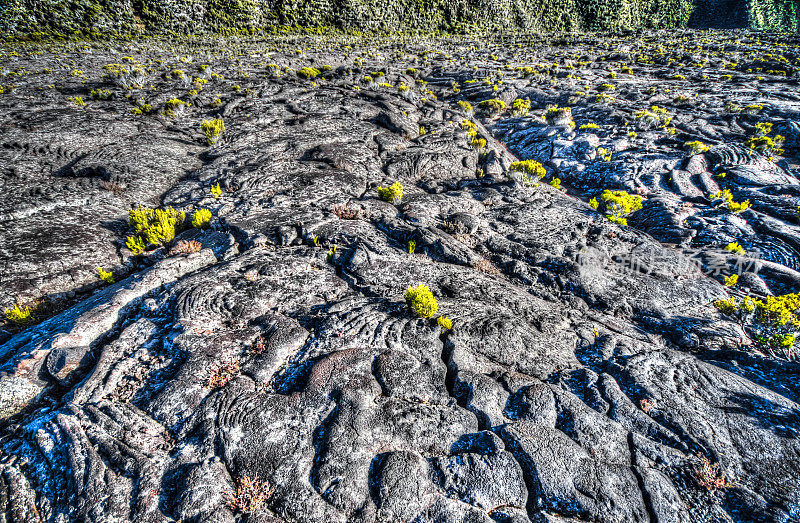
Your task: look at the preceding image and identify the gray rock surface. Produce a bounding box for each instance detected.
[1,30,800,522]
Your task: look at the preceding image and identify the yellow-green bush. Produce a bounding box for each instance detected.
[600,189,643,226]
[127,206,186,253]
[405,285,438,319]
[477,99,506,114]
[714,293,800,358]
[297,67,321,79]
[192,208,213,228]
[201,118,225,145]
[377,182,404,204]
[4,303,32,325]
[97,267,115,284]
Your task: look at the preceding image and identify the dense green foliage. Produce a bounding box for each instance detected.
[4,0,796,38]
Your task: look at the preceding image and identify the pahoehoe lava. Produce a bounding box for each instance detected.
[1,27,800,523]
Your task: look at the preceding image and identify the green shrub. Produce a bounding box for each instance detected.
[511,98,531,117]
[377,182,404,204]
[725,242,745,254]
[545,105,572,125]
[509,160,546,187]
[714,293,800,359]
[192,208,213,229]
[601,189,643,226]
[201,118,225,145]
[634,105,672,129]
[165,98,187,117]
[127,206,186,252]
[477,99,506,114]
[211,182,223,199]
[97,267,114,284]
[4,303,32,325]
[90,88,112,100]
[126,235,146,255]
[405,285,438,318]
[710,189,750,213]
[685,140,710,154]
[457,101,473,114]
[724,274,739,287]
[297,67,321,79]
[437,316,453,330]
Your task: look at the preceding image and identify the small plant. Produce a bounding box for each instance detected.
[201,118,225,145]
[437,316,453,330]
[331,204,360,220]
[224,475,273,514]
[745,135,785,156]
[477,98,506,114]
[408,240,416,254]
[710,189,750,213]
[404,285,439,319]
[206,358,241,389]
[549,177,563,190]
[725,102,742,113]
[545,106,572,125]
[471,137,487,150]
[580,123,599,130]
[377,182,404,204]
[210,182,222,199]
[509,160,546,187]
[297,67,321,79]
[126,235,147,255]
[725,242,745,254]
[634,105,671,129]
[90,88,111,100]
[171,240,203,254]
[126,206,187,253]
[164,98,187,117]
[596,147,612,162]
[327,245,337,263]
[457,100,473,114]
[685,141,710,154]
[68,96,86,107]
[4,303,32,325]
[601,189,643,226]
[192,208,212,229]
[724,274,739,287]
[673,94,692,106]
[97,267,114,284]
[589,197,599,210]
[693,456,731,491]
[511,98,531,117]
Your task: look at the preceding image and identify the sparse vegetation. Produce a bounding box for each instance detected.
[206,358,241,389]
[224,475,273,514]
